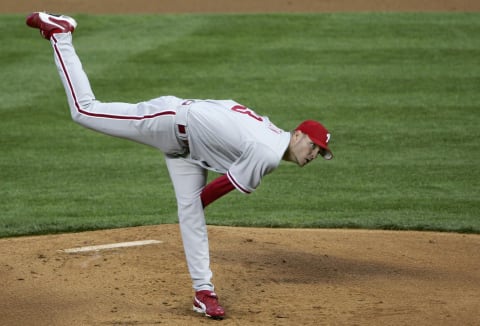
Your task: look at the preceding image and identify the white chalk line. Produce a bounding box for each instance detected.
[60,239,163,253]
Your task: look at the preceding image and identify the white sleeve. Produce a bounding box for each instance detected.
[227,142,281,194]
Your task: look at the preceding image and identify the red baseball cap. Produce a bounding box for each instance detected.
[295,120,333,160]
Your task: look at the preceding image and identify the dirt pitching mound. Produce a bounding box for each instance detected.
[1,225,479,325]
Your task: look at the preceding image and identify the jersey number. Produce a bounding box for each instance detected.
[231,105,263,122]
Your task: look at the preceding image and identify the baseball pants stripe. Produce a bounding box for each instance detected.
[50,32,183,153]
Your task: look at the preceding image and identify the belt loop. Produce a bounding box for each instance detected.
[177,124,186,134]
[175,104,190,143]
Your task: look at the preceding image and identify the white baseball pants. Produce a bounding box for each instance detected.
[50,32,214,291]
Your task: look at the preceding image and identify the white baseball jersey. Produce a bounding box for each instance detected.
[48,31,291,292]
[181,99,291,193]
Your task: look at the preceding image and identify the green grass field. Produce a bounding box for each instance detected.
[1,13,479,237]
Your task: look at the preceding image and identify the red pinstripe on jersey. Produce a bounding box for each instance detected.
[227,171,251,194]
[51,34,175,120]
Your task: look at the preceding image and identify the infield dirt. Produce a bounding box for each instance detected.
[1,1,479,325]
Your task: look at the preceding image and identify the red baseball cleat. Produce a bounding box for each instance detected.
[26,12,77,40]
[193,290,225,319]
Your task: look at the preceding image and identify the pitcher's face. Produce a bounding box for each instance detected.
[290,131,321,167]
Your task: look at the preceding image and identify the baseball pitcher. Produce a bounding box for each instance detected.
[26,12,333,319]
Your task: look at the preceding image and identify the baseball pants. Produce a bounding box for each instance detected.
[50,32,214,291]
